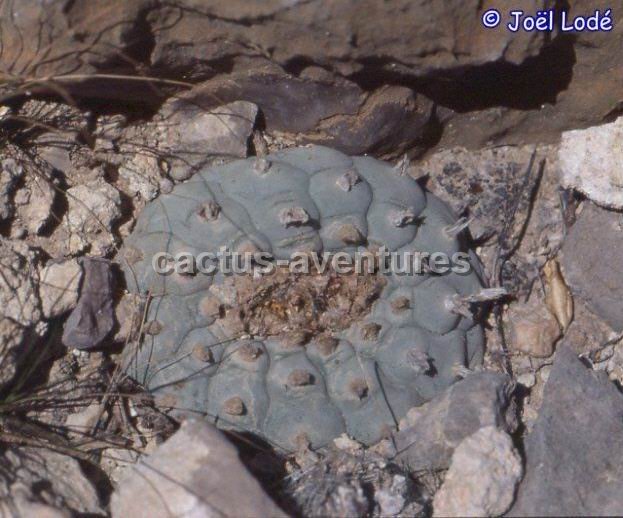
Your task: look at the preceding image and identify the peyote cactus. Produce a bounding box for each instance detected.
[121,145,486,451]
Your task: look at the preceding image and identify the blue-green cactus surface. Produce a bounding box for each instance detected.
[121,145,485,450]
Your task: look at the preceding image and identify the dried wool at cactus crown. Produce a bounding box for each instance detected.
[121,145,487,451]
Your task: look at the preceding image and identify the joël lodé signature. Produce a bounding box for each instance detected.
[482,8,614,32]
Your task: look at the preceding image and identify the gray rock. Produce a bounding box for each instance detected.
[15,172,56,236]
[509,346,623,516]
[394,371,516,472]
[62,258,115,350]
[0,240,44,387]
[432,426,522,517]
[560,202,623,332]
[414,145,562,244]
[111,418,286,518]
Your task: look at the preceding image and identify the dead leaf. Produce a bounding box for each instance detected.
[543,259,573,332]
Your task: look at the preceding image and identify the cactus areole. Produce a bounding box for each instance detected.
[121,145,486,451]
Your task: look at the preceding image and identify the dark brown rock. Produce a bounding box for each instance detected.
[165,70,435,156]
[148,0,549,78]
[437,1,623,149]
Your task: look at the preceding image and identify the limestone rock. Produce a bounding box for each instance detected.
[0,318,26,387]
[111,418,286,518]
[186,73,435,157]
[39,260,82,318]
[0,446,102,516]
[14,171,56,235]
[433,426,522,517]
[0,240,40,326]
[559,117,623,209]
[117,100,258,183]
[65,178,122,255]
[149,0,548,79]
[155,99,258,181]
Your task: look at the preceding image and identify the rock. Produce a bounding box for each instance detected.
[374,476,409,516]
[39,260,82,318]
[100,447,141,485]
[516,371,536,389]
[149,1,548,79]
[15,175,56,235]
[518,364,552,432]
[159,99,258,181]
[509,346,623,516]
[506,296,561,358]
[314,85,435,156]
[5,0,623,153]
[118,154,161,201]
[0,241,43,387]
[65,178,122,255]
[560,202,623,332]
[0,495,69,518]
[0,159,23,221]
[0,445,102,516]
[33,132,75,173]
[0,240,41,326]
[119,99,258,182]
[433,426,522,517]
[0,142,57,236]
[0,318,26,387]
[0,0,157,99]
[186,71,435,156]
[111,418,286,518]
[394,371,516,472]
[436,1,623,150]
[562,297,617,357]
[64,402,104,439]
[62,258,115,350]
[0,0,73,79]
[559,117,623,209]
